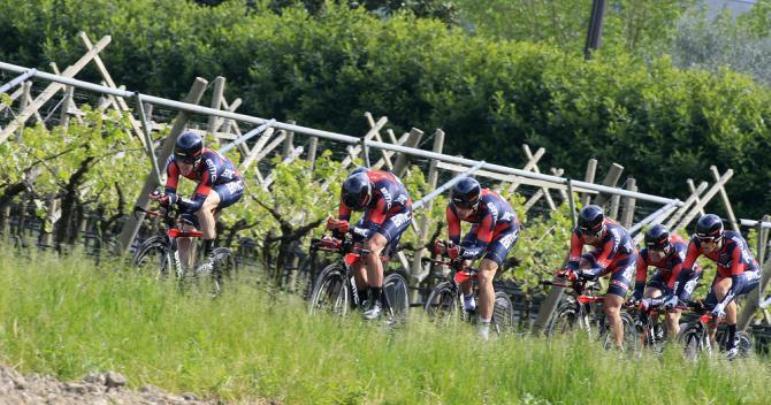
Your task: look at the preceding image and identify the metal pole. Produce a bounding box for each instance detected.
[0,69,37,94]
[413,161,485,210]
[628,200,679,235]
[740,219,771,229]
[218,119,275,154]
[0,61,683,206]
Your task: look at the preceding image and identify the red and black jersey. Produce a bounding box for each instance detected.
[446,189,519,259]
[635,233,699,289]
[337,169,412,226]
[567,218,634,274]
[683,230,759,278]
[164,148,241,211]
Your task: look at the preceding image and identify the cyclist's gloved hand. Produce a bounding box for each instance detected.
[432,240,446,256]
[711,303,726,319]
[326,217,350,234]
[577,269,599,281]
[158,194,179,208]
[447,244,464,260]
[663,295,679,310]
[556,268,576,281]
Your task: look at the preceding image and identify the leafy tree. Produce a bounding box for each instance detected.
[671,5,771,86]
[454,0,696,55]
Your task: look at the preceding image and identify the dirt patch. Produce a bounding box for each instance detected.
[0,364,221,404]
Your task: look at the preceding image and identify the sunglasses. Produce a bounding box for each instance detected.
[175,154,200,165]
[453,199,479,210]
[646,243,670,252]
[694,234,721,244]
[578,227,603,238]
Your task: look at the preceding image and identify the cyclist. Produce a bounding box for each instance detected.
[326,168,413,320]
[557,204,636,349]
[155,131,245,267]
[433,177,520,339]
[682,214,761,359]
[632,224,702,337]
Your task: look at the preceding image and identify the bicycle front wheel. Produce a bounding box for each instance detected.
[384,271,410,324]
[677,323,708,360]
[424,281,460,326]
[546,301,579,336]
[132,236,170,277]
[309,263,351,317]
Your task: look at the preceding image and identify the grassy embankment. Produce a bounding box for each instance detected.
[0,250,768,403]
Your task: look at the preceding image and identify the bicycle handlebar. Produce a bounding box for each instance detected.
[137,196,202,238]
[310,235,371,256]
[424,257,479,275]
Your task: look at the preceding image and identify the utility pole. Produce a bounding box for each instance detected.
[584,0,607,60]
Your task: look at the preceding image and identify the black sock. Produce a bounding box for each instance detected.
[202,239,215,257]
[357,287,369,305]
[369,287,383,307]
[727,324,737,349]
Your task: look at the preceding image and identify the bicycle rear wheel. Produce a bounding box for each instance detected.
[493,291,515,335]
[309,263,351,316]
[384,271,410,324]
[600,311,640,352]
[424,281,460,326]
[716,327,753,358]
[207,247,236,296]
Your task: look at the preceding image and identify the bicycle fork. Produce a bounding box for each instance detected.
[169,237,184,278]
[578,304,593,335]
[350,276,361,307]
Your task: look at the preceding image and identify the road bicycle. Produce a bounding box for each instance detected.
[132,197,236,296]
[307,233,410,324]
[676,300,752,360]
[625,298,675,354]
[542,272,638,350]
[423,255,516,335]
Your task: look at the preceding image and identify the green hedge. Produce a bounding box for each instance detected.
[1,0,768,217]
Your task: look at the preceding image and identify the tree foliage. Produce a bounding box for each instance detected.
[0,0,768,221]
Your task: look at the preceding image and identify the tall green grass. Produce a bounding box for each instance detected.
[0,250,768,403]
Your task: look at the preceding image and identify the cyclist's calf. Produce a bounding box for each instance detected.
[363,233,388,287]
[476,258,499,323]
[604,294,625,348]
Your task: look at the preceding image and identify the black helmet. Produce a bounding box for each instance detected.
[645,224,671,251]
[577,205,604,236]
[341,171,371,210]
[695,214,723,241]
[174,131,203,163]
[450,177,481,209]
